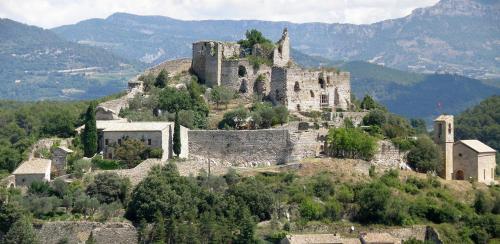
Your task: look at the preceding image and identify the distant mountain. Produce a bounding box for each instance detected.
[0,18,140,100]
[333,61,500,122]
[53,0,499,79]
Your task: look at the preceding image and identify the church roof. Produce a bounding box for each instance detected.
[13,158,51,175]
[457,140,496,153]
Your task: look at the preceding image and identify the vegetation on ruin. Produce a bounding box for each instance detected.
[218,102,288,130]
[238,29,274,69]
[121,74,209,129]
[173,112,181,156]
[237,29,273,50]
[209,86,235,109]
[326,127,377,160]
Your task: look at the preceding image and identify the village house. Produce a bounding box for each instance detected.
[12,158,51,187]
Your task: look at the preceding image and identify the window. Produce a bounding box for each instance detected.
[319,77,325,89]
[296,104,301,111]
[448,123,452,134]
[294,82,300,92]
[438,124,443,139]
[458,153,462,157]
[148,139,152,145]
[320,94,329,107]
[484,169,486,180]
[118,139,122,145]
[105,139,109,145]
[310,90,315,98]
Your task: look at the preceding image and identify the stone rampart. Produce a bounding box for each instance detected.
[188,129,291,167]
[35,221,137,244]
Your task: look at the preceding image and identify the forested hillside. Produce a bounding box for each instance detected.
[0,19,140,100]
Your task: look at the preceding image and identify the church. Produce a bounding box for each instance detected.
[434,115,496,184]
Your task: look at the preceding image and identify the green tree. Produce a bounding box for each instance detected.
[237,29,272,49]
[154,70,168,88]
[0,146,21,172]
[113,139,147,168]
[82,103,97,157]
[327,127,377,160]
[173,112,181,157]
[3,216,38,244]
[86,172,130,205]
[474,191,494,214]
[357,182,391,223]
[210,86,234,109]
[273,106,289,125]
[407,136,442,173]
[410,118,427,134]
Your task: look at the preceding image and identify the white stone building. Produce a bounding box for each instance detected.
[13,158,51,187]
[98,121,189,161]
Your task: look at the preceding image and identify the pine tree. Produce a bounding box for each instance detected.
[173,112,181,157]
[151,211,166,244]
[155,70,168,88]
[82,102,97,157]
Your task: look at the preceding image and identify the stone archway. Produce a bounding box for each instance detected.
[455,170,464,180]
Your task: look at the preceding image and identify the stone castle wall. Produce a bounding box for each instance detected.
[271,67,350,112]
[35,221,137,244]
[188,129,291,167]
[192,41,240,87]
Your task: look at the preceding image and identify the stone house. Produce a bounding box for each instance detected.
[433,115,496,184]
[51,146,73,176]
[453,140,496,184]
[99,121,189,161]
[12,158,51,187]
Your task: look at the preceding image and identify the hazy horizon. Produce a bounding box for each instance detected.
[0,0,439,29]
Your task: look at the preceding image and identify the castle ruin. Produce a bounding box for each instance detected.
[191,28,351,112]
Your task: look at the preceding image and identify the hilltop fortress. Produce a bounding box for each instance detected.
[191,29,351,112]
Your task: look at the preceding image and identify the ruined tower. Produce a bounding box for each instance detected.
[433,115,454,180]
[273,28,290,67]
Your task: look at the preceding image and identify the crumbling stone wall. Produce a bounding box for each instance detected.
[188,129,291,167]
[271,67,351,112]
[35,221,137,244]
[273,28,290,67]
[324,111,368,127]
[370,140,407,168]
[192,41,240,86]
[146,58,192,77]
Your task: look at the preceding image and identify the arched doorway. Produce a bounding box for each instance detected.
[455,170,464,180]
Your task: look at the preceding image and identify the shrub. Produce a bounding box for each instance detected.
[407,136,442,173]
[91,156,122,170]
[357,182,391,223]
[86,172,130,205]
[299,198,324,221]
[327,127,377,160]
[324,198,342,221]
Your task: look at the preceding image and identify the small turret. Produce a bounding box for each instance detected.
[273,28,290,67]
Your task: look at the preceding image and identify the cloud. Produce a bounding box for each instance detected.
[0,0,439,28]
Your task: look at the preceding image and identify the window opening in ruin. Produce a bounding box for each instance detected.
[239,79,248,93]
[319,77,326,89]
[320,94,329,108]
[297,104,301,111]
[310,90,315,98]
[148,139,152,145]
[294,82,300,92]
[105,139,109,145]
[238,65,247,77]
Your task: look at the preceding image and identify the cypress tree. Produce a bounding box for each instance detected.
[82,102,97,157]
[155,70,168,88]
[173,112,181,157]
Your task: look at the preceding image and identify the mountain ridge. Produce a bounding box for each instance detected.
[53,0,500,79]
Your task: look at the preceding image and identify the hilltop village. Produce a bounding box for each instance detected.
[1,29,498,244]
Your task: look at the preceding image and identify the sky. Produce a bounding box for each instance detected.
[0,0,439,29]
